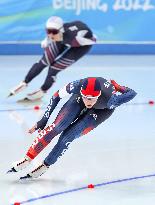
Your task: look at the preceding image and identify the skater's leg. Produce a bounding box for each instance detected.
[44,108,114,166]
[25,42,67,100]
[50,45,92,72]
[38,45,92,93]
[27,45,92,94]
[8,56,47,97]
[41,67,60,91]
[19,108,114,178]
[24,58,47,84]
[8,97,83,173]
[24,41,65,84]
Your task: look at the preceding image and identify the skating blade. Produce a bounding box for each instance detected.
[20,174,32,180]
[7,167,17,173]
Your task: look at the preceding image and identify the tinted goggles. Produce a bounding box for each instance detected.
[46,28,60,35]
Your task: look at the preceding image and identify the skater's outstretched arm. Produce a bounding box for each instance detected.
[28,90,61,134]
[107,80,137,109]
[29,80,81,133]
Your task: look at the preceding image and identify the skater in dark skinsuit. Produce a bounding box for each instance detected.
[8,16,96,101]
[8,77,137,179]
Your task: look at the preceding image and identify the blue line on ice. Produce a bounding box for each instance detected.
[11,173,155,205]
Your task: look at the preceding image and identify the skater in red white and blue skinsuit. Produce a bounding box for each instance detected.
[8,77,137,179]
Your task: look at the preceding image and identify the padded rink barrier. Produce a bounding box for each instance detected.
[1,43,155,55]
[1,1,155,55]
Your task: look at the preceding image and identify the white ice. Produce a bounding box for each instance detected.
[0,55,155,205]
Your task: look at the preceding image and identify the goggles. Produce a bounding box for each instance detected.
[46,28,60,35]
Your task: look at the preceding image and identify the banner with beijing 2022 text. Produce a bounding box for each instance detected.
[0,0,155,43]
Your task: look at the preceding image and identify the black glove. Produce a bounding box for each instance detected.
[36,117,48,130]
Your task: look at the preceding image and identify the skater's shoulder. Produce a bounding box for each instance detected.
[64,21,90,31]
[64,20,85,26]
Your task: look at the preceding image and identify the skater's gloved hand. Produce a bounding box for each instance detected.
[28,124,37,134]
[36,118,48,131]
[28,121,47,134]
[111,80,126,93]
[41,37,49,48]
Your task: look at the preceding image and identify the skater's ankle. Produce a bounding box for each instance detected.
[23,80,27,84]
[41,88,47,93]
[25,156,32,162]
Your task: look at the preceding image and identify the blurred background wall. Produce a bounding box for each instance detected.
[0,0,155,55]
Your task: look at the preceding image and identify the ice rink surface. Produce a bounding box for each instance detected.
[0,55,155,205]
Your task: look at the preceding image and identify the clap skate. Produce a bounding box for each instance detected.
[7,156,31,173]
[8,81,27,97]
[17,89,46,102]
[27,89,46,100]
[20,162,49,180]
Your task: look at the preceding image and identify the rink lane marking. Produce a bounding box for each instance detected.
[1,101,155,113]
[11,173,155,205]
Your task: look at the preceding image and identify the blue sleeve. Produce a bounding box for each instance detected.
[107,88,137,109]
[36,80,81,130]
[36,91,60,130]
